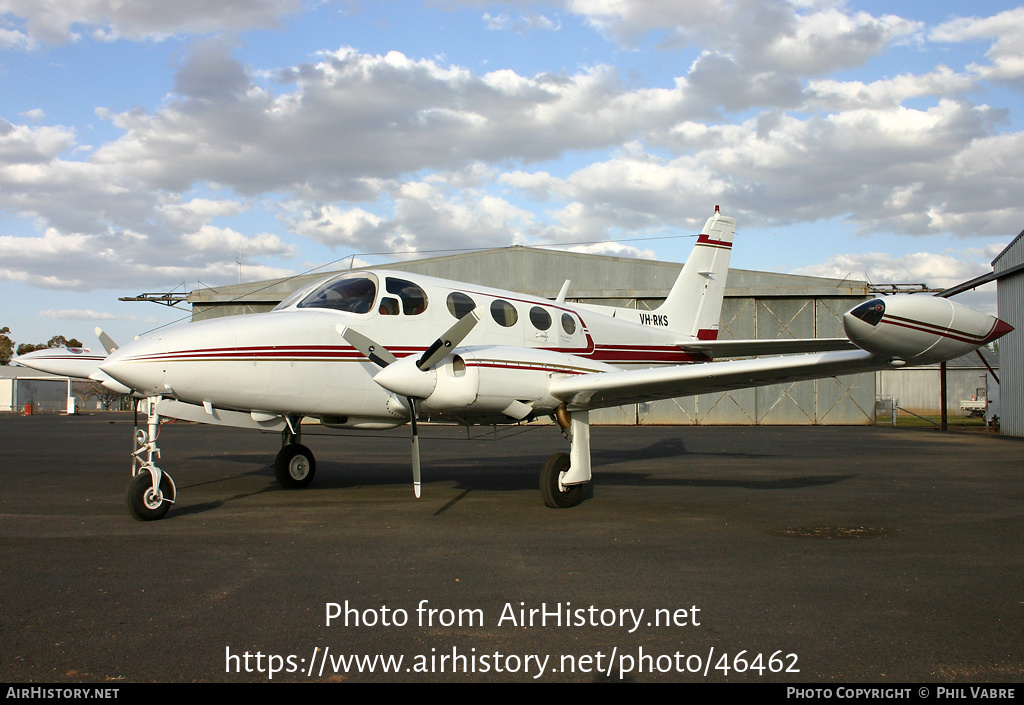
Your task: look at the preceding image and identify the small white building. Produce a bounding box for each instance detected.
[0,366,72,412]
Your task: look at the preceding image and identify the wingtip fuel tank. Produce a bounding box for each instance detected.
[843,295,1012,365]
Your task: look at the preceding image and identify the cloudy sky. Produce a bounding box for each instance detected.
[1,0,1021,349]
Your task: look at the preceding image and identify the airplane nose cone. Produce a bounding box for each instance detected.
[100,337,168,395]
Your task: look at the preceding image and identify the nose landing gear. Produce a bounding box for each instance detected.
[127,397,176,521]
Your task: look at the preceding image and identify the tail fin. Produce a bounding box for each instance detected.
[95,327,119,354]
[658,207,735,341]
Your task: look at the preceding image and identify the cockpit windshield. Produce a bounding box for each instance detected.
[272,275,333,311]
[296,274,378,314]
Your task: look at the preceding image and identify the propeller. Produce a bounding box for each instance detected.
[339,310,479,498]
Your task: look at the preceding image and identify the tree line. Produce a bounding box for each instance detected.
[0,327,84,364]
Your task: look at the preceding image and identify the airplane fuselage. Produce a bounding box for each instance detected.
[101,270,708,426]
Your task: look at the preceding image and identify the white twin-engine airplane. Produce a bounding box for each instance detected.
[15,208,1012,521]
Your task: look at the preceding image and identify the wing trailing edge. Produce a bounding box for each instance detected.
[548,349,882,410]
[678,337,856,358]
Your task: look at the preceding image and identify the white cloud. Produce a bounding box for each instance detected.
[2,2,1024,306]
[286,204,392,248]
[483,12,561,34]
[791,246,1005,314]
[0,0,305,44]
[567,0,920,76]
[931,7,1024,84]
[558,240,657,259]
[791,247,1005,292]
[181,225,293,257]
[760,9,921,76]
[0,120,76,162]
[158,197,247,231]
[806,66,975,111]
[39,308,161,323]
[91,48,691,195]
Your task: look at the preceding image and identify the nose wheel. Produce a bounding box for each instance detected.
[126,470,174,521]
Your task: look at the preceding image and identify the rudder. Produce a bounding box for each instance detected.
[657,207,736,341]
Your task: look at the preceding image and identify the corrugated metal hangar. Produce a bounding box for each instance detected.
[188,246,883,425]
[993,230,1024,437]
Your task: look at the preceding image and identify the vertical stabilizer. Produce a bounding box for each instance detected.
[657,207,736,341]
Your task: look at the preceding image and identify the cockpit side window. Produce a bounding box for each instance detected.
[386,277,428,315]
[297,274,378,314]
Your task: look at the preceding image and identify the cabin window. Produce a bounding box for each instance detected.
[385,277,428,315]
[561,313,577,335]
[529,306,552,331]
[446,292,477,320]
[490,299,519,327]
[378,297,399,316]
[297,274,377,314]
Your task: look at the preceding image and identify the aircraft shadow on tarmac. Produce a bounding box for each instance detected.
[164,435,854,517]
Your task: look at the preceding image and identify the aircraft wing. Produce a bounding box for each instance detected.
[548,349,881,410]
[678,337,856,358]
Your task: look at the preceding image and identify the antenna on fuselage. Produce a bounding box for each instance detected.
[555,280,571,303]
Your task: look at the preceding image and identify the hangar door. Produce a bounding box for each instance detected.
[593,297,875,426]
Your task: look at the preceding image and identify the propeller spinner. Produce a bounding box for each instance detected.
[339,311,480,498]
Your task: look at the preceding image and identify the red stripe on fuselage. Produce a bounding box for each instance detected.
[121,334,711,367]
[880,315,994,345]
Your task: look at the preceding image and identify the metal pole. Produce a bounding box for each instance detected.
[940,361,948,431]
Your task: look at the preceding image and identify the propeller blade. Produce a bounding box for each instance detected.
[342,315,477,500]
[408,397,421,498]
[340,326,397,368]
[417,310,480,371]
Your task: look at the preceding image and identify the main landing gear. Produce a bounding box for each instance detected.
[127,396,176,521]
[274,425,316,489]
[541,407,591,508]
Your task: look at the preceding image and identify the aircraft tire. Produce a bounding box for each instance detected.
[540,452,583,508]
[126,471,173,521]
[275,443,316,489]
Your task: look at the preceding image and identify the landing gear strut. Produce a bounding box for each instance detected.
[542,407,591,508]
[274,423,316,489]
[127,396,176,521]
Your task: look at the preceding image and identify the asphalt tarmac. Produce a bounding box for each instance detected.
[1,412,1021,683]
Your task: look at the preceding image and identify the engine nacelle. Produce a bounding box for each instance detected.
[419,346,616,419]
[843,295,1012,365]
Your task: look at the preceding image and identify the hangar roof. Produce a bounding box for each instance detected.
[189,245,869,307]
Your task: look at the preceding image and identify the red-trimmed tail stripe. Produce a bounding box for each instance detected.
[696,234,732,249]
